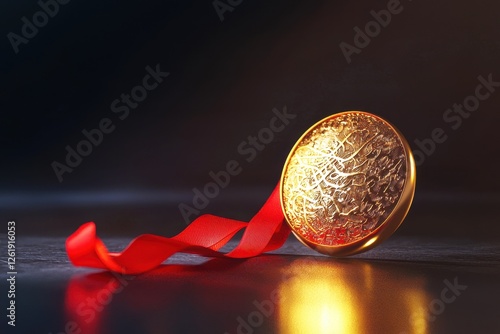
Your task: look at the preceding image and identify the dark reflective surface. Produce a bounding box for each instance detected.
[2,0,500,333]
[3,236,499,334]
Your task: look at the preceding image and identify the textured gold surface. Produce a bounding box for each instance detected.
[281,111,415,255]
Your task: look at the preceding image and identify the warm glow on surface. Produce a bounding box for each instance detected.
[403,289,429,334]
[278,262,360,334]
[277,259,431,334]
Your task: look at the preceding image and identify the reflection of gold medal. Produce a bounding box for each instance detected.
[280,111,416,256]
[278,259,430,334]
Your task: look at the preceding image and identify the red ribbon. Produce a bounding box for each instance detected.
[66,184,290,274]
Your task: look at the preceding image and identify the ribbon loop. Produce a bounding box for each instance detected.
[66,184,289,274]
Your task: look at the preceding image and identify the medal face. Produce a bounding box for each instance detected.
[280,111,416,256]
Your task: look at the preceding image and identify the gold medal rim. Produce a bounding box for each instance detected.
[279,111,416,256]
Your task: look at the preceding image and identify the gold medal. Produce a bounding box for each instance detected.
[280,111,416,256]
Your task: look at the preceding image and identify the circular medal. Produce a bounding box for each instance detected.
[280,111,416,256]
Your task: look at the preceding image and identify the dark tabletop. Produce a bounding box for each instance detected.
[2,1,500,333]
[2,233,499,334]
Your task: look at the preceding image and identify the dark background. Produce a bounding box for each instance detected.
[1,0,499,238]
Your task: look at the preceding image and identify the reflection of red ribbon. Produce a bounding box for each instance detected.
[66,184,290,274]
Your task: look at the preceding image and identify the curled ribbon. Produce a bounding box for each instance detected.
[66,184,290,274]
